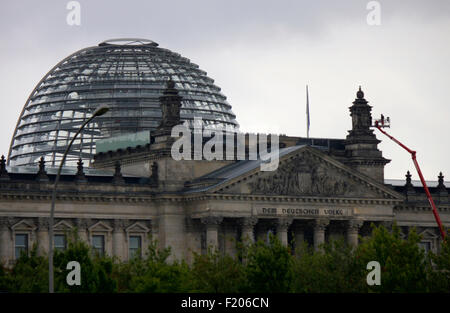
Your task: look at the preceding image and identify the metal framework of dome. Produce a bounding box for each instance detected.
[8,39,239,167]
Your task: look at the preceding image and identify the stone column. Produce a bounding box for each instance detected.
[276,218,293,246]
[381,221,393,232]
[223,223,237,257]
[185,218,199,263]
[201,216,223,251]
[239,217,258,244]
[159,212,187,261]
[0,217,11,265]
[294,222,307,249]
[313,219,330,251]
[36,217,49,256]
[347,219,363,247]
[151,218,159,243]
[75,218,89,243]
[112,219,126,261]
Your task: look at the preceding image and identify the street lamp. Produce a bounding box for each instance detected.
[48,105,109,293]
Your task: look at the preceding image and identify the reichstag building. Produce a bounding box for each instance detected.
[0,38,448,265]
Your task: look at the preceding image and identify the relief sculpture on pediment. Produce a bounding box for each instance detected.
[250,153,353,196]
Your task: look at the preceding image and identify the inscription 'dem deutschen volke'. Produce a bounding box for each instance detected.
[258,207,350,217]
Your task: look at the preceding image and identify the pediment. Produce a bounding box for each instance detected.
[89,221,113,232]
[54,220,74,231]
[418,228,438,239]
[125,222,149,233]
[213,146,403,200]
[11,220,36,231]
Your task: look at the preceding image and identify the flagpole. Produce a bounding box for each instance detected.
[306,85,310,138]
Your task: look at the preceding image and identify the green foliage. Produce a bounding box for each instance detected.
[293,239,366,293]
[53,236,117,293]
[115,239,191,293]
[244,234,295,292]
[190,247,245,293]
[1,225,449,293]
[5,244,48,292]
[355,223,429,293]
[428,230,450,292]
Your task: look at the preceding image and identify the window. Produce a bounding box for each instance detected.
[15,234,28,259]
[129,236,142,259]
[266,229,275,244]
[92,235,105,256]
[419,241,431,253]
[54,235,66,251]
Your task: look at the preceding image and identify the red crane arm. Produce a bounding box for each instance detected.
[375,124,446,240]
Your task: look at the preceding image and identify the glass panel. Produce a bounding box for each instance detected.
[54,235,66,251]
[15,234,28,259]
[92,235,105,256]
[418,241,431,253]
[128,236,141,259]
[9,43,239,167]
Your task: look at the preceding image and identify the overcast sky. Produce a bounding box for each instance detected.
[0,0,449,181]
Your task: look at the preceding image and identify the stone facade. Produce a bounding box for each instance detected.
[0,86,449,266]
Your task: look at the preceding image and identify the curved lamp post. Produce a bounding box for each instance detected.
[48,105,109,293]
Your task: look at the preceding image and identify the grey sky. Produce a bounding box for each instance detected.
[1,0,449,181]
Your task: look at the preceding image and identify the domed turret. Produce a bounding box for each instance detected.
[8,39,239,167]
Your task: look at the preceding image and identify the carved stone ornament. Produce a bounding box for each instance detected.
[0,155,9,181]
[113,161,125,184]
[75,158,87,182]
[276,218,293,231]
[238,217,258,228]
[112,219,126,231]
[0,216,13,230]
[200,216,224,226]
[249,152,360,196]
[347,219,364,233]
[313,219,330,231]
[75,218,91,229]
[37,217,50,230]
[381,221,393,231]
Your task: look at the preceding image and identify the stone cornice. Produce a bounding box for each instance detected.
[181,193,403,205]
[394,204,450,213]
[0,184,405,206]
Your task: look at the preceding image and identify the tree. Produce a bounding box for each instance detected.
[4,244,48,292]
[244,234,295,292]
[293,239,366,293]
[428,231,450,292]
[53,234,117,293]
[190,247,245,293]
[355,223,429,292]
[117,239,191,293]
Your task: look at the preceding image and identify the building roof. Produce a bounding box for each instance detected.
[385,178,450,188]
[182,145,307,193]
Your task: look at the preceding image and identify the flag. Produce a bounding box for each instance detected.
[306,85,310,138]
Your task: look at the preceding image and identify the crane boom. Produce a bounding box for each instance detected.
[374,120,446,240]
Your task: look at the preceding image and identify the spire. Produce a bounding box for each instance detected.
[405,170,415,195]
[157,78,182,129]
[75,158,87,183]
[0,155,9,181]
[36,156,49,182]
[405,170,412,185]
[348,86,372,134]
[112,161,124,184]
[150,161,158,186]
[344,87,389,183]
[356,85,364,99]
[437,172,448,195]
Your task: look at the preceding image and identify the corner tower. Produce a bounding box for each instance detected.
[344,87,390,182]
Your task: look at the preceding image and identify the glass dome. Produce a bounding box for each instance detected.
[8,38,239,167]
